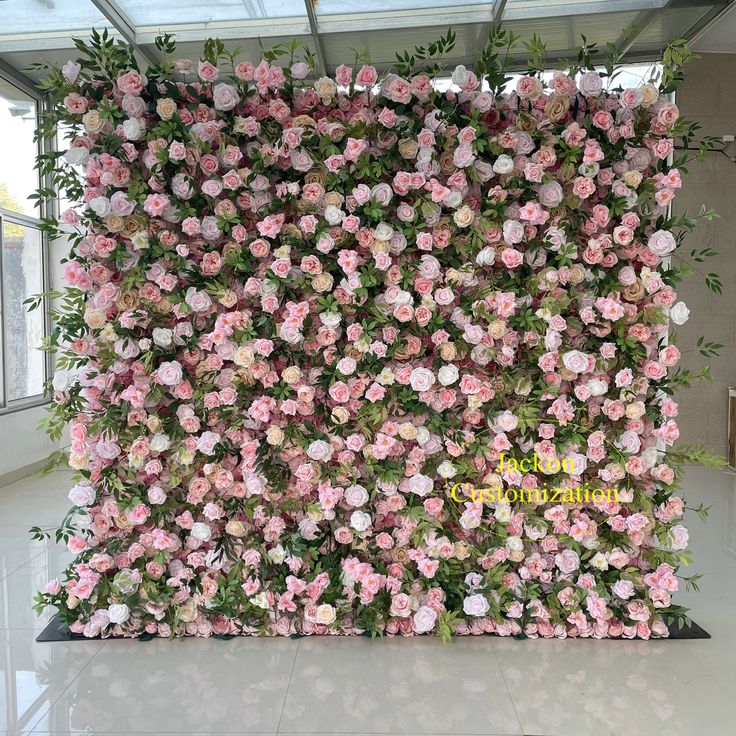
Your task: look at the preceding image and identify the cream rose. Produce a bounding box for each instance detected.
[266,425,284,445]
[315,603,337,625]
[453,204,475,228]
[282,366,302,385]
[156,97,177,120]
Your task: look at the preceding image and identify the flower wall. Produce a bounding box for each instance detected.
[35,30,717,639]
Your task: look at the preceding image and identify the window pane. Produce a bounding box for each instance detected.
[0,78,39,218]
[2,221,46,401]
[116,0,306,25]
[0,0,110,37]
[56,123,81,216]
[316,0,491,12]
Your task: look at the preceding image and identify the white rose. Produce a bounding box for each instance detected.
[463,593,490,617]
[579,70,603,97]
[578,162,599,178]
[408,473,433,497]
[148,486,166,504]
[505,536,524,552]
[640,447,658,469]
[320,311,342,328]
[413,605,438,633]
[250,592,271,609]
[152,327,173,347]
[451,64,470,88]
[587,379,608,396]
[562,350,591,374]
[213,82,240,111]
[244,473,265,496]
[62,60,81,83]
[669,301,690,325]
[446,190,463,209]
[438,364,459,386]
[564,453,587,475]
[123,118,143,140]
[415,426,431,445]
[89,196,110,217]
[65,146,89,165]
[437,461,457,479]
[307,439,333,461]
[345,485,369,507]
[476,246,496,266]
[494,410,518,432]
[324,205,344,225]
[613,580,635,599]
[149,433,170,453]
[191,522,211,541]
[647,230,677,257]
[185,288,212,313]
[373,222,394,241]
[494,504,512,523]
[410,367,434,392]
[68,482,95,506]
[493,154,514,174]
[590,552,609,570]
[337,357,357,375]
[52,369,78,392]
[108,603,130,624]
[131,231,149,250]
[298,518,320,540]
[350,510,372,531]
[268,545,286,564]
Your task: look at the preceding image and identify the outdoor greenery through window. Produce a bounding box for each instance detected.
[0,73,49,409]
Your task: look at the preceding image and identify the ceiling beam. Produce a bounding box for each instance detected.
[0,57,43,97]
[614,8,660,58]
[683,0,736,47]
[473,0,507,66]
[304,0,327,76]
[89,0,160,67]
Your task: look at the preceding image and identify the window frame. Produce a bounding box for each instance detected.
[0,66,54,414]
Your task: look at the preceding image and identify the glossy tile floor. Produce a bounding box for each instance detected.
[1,467,736,736]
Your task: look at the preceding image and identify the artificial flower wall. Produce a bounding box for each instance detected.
[33,29,719,639]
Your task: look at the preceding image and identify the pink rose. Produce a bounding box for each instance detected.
[501,248,524,269]
[647,230,676,256]
[413,605,438,633]
[158,361,183,386]
[198,61,219,82]
[356,65,378,87]
[335,64,353,86]
[213,83,239,111]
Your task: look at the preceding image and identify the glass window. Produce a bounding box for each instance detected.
[116,0,307,25]
[1,221,46,402]
[0,77,39,218]
[0,69,49,409]
[0,0,111,37]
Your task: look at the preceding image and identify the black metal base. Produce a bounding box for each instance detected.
[36,613,711,642]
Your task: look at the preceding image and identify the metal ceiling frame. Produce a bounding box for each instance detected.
[0,0,735,90]
[304,0,327,77]
[89,0,160,67]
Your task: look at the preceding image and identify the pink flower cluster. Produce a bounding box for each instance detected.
[42,42,696,639]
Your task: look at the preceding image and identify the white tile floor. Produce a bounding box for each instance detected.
[1,466,735,736]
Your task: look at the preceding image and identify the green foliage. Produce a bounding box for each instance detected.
[394,28,456,77]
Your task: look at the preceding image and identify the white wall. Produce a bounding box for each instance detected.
[0,404,58,477]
